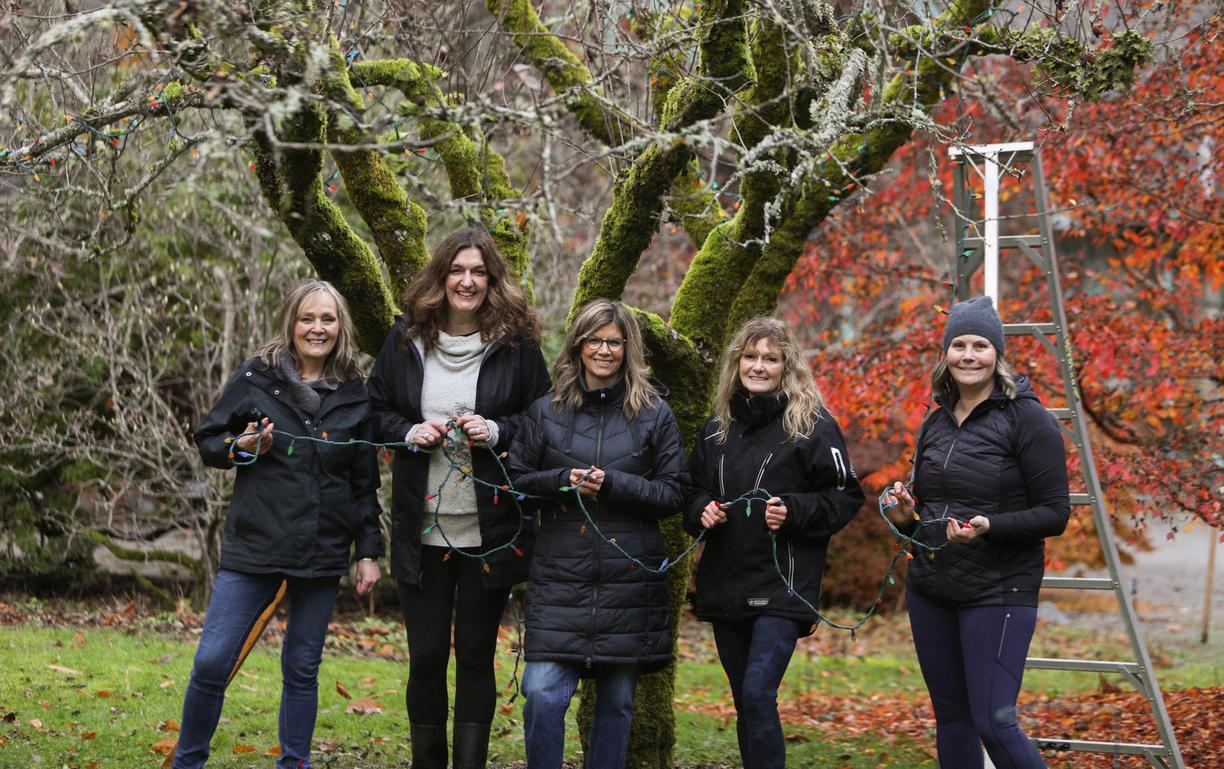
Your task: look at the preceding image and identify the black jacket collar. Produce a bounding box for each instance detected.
[577,367,626,407]
[730,391,787,430]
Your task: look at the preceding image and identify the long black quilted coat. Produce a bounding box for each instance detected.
[508,376,689,674]
[906,376,1070,607]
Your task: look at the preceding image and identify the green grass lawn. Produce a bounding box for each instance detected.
[0,600,1214,769]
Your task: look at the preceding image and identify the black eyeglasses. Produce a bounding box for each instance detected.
[582,336,626,352]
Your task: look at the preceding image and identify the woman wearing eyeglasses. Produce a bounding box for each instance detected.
[508,299,689,769]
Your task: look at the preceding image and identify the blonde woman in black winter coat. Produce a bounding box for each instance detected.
[684,317,864,769]
[509,299,689,769]
[178,280,383,769]
[883,296,1069,769]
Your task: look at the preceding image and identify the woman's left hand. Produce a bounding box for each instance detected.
[946,515,990,543]
[764,497,787,531]
[355,559,381,595]
[455,414,492,443]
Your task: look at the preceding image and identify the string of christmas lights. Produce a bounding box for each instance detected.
[225,419,964,644]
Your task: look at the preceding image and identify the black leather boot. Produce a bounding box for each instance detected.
[409,722,447,769]
[452,722,491,769]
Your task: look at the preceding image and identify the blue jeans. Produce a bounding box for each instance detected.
[908,588,1047,769]
[522,661,637,769]
[173,570,340,769]
[712,615,806,769]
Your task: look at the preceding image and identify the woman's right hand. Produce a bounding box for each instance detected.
[235,418,274,455]
[700,500,727,529]
[410,419,450,448]
[881,481,915,527]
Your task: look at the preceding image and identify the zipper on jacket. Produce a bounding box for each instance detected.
[786,541,795,594]
[753,452,774,517]
[587,400,608,666]
[717,454,726,498]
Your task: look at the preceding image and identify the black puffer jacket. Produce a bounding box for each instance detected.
[195,359,383,577]
[367,318,550,587]
[906,376,1070,607]
[684,394,865,627]
[508,377,689,674]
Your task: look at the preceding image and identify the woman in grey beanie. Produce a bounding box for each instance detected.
[882,295,1070,769]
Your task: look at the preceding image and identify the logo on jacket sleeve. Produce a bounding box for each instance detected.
[747,598,770,607]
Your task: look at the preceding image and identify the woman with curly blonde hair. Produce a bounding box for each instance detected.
[684,316,864,769]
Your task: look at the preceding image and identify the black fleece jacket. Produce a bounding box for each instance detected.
[905,376,1070,607]
[684,394,865,628]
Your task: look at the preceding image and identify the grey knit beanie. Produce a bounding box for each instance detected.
[943,295,1005,356]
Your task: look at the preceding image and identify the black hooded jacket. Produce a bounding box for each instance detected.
[905,376,1070,607]
[684,394,865,628]
[367,317,551,588]
[508,376,689,673]
[195,359,383,577]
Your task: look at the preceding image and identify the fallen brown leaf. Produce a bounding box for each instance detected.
[335,680,352,700]
[81,731,96,740]
[347,698,385,715]
[158,719,181,732]
[28,719,43,730]
[266,746,281,756]
[71,631,85,649]
[95,690,111,698]
[150,738,178,755]
[48,664,85,676]
[232,744,257,753]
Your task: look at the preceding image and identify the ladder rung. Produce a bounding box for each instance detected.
[1004,322,1057,336]
[949,141,1036,158]
[959,234,1044,250]
[1069,492,1091,504]
[1033,738,1170,757]
[1047,407,1074,420]
[1026,658,1140,674]
[1042,576,1115,590]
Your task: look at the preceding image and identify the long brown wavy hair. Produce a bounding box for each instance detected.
[400,226,539,350]
[712,317,824,442]
[255,280,362,381]
[551,299,657,420]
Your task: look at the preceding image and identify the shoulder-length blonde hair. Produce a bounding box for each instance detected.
[712,317,824,442]
[255,279,362,381]
[552,299,657,420]
[930,350,1018,400]
[401,226,539,351]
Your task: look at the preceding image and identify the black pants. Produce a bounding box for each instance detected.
[399,545,508,726]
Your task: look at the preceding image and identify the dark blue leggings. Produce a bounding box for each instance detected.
[908,589,1047,769]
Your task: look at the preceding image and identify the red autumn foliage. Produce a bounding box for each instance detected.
[792,4,1221,605]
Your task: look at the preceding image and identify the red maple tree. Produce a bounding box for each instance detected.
[788,4,1221,600]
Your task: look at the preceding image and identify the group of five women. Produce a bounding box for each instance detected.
[178,227,1068,769]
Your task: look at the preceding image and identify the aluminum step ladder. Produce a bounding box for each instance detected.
[947,141,1185,769]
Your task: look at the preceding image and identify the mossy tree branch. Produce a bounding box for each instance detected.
[324,47,429,298]
[670,12,811,351]
[570,0,753,318]
[350,59,532,289]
